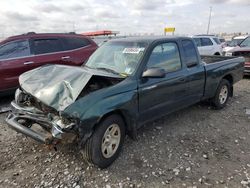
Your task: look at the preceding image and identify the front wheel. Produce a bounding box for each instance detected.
[82,114,125,168]
[212,79,231,109]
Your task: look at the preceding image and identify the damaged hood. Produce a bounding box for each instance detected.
[19,65,121,111]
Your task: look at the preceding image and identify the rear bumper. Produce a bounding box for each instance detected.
[5,101,74,145]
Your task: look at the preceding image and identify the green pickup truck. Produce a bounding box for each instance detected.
[6,36,245,168]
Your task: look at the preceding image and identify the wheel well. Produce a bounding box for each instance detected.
[95,110,128,131]
[214,52,220,55]
[222,74,233,85]
[222,74,233,96]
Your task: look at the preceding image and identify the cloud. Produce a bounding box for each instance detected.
[209,0,250,5]
[35,3,62,13]
[0,0,249,38]
[4,12,39,22]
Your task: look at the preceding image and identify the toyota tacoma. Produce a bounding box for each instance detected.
[6,36,245,168]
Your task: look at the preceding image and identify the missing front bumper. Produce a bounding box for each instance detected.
[6,102,76,145]
[6,113,53,144]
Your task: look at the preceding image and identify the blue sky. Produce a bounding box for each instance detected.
[0,0,249,37]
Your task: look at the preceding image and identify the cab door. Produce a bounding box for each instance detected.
[138,41,188,124]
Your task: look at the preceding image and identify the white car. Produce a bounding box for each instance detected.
[223,35,248,55]
[192,35,222,56]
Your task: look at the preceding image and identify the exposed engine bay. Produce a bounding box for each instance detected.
[78,76,123,98]
[7,66,124,146]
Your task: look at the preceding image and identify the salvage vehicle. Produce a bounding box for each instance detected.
[6,36,245,168]
[0,32,97,95]
[224,36,250,75]
[223,35,249,55]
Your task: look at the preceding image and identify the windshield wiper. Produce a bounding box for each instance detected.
[95,67,120,75]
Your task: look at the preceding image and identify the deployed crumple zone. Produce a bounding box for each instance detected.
[19,64,123,111]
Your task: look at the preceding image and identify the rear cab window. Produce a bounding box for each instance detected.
[193,38,201,47]
[0,40,30,60]
[182,40,199,68]
[31,38,63,55]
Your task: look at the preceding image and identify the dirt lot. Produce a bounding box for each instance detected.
[0,77,250,188]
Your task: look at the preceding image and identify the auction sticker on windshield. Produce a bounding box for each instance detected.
[123,48,145,54]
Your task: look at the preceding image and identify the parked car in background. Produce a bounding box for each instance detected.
[0,32,98,94]
[192,35,222,55]
[219,38,226,43]
[6,36,244,168]
[224,36,250,75]
[223,35,249,55]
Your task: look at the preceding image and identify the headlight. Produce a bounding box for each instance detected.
[15,88,22,103]
[52,116,75,129]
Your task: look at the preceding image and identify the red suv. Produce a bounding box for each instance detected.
[0,32,98,94]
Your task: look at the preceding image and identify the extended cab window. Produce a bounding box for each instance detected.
[32,38,63,55]
[182,40,199,68]
[63,37,91,50]
[193,38,201,47]
[147,42,181,73]
[201,38,213,46]
[0,40,30,60]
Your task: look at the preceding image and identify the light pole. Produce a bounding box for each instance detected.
[207,6,212,34]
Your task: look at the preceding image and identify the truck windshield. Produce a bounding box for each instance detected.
[240,37,250,47]
[86,41,148,76]
[228,39,244,47]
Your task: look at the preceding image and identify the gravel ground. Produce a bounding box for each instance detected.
[0,77,250,188]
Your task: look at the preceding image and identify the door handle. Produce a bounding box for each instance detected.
[61,56,70,60]
[23,61,34,65]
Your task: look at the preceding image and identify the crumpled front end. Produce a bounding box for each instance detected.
[6,89,78,145]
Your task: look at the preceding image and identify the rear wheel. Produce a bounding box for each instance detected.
[82,114,125,168]
[212,79,231,109]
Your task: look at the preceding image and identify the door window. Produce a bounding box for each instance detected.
[201,38,213,46]
[213,38,221,44]
[0,40,30,60]
[147,42,182,73]
[32,38,63,55]
[62,37,91,50]
[182,40,199,68]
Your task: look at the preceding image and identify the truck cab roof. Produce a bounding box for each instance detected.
[110,36,192,44]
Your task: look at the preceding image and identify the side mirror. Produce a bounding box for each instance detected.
[142,68,165,78]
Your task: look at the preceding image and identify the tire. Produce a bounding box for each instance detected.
[82,114,125,168]
[212,79,231,109]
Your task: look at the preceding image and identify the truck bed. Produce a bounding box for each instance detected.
[201,55,237,64]
[202,55,245,100]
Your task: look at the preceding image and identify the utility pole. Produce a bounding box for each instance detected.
[72,22,76,33]
[207,6,212,34]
